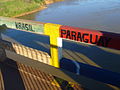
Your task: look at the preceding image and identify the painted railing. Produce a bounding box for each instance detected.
[0,17,120,88]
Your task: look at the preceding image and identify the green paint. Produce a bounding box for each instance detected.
[15,22,35,32]
[0,17,44,33]
[0,0,42,17]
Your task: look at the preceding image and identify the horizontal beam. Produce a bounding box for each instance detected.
[0,16,45,33]
[0,38,119,88]
[0,17,120,50]
[5,49,117,90]
[60,58,120,87]
[60,26,120,50]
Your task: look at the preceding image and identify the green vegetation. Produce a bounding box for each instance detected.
[0,0,44,17]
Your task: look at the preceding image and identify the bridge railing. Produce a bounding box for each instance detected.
[0,16,120,89]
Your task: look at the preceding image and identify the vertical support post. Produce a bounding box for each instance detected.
[44,23,62,68]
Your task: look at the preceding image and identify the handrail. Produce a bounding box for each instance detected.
[60,25,120,50]
[1,17,120,50]
[0,17,120,88]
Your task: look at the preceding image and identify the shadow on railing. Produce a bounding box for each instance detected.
[0,58,26,90]
[0,36,25,90]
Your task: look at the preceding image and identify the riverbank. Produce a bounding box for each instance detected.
[13,6,47,18]
[0,0,43,17]
[0,0,62,18]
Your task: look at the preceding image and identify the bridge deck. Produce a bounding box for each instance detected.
[0,58,83,90]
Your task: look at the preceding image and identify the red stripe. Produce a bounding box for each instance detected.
[60,25,120,50]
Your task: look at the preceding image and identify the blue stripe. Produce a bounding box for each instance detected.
[60,58,120,87]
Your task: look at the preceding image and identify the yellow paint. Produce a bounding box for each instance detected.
[51,80,60,87]
[44,23,61,68]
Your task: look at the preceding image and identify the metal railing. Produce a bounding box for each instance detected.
[0,17,120,89]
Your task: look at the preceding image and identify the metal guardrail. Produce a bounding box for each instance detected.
[0,17,120,89]
[0,39,119,90]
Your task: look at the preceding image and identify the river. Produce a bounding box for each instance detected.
[19,0,120,33]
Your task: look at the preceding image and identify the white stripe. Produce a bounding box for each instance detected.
[57,37,62,47]
[57,37,63,60]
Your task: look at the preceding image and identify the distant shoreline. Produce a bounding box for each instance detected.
[13,6,47,18]
[0,0,62,18]
[0,0,61,18]
[14,0,63,18]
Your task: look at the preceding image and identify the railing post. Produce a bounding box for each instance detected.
[44,23,62,68]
